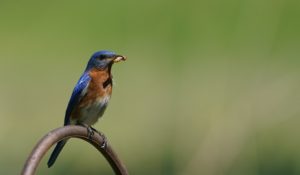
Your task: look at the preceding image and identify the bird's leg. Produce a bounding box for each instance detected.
[77,123,94,139]
[87,126,94,139]
[91,127,107,149]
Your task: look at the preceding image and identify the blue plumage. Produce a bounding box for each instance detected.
[64,72,91,125]
[47,50,126,168]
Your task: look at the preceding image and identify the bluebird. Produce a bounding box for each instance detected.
[47,50,126,168]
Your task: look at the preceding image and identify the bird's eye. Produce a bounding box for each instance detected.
[98,55,106,60]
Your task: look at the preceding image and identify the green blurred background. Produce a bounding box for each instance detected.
[0,0,300,174]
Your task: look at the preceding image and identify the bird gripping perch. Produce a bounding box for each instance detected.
[21,125,129,175]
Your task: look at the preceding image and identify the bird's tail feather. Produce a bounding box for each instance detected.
[47,140,67,168]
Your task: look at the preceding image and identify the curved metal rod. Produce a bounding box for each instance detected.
[21,125,129,175]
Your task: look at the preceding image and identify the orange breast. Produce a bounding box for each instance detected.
[70,68,112,122]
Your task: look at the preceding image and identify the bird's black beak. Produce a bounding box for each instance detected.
[113,55,127,63]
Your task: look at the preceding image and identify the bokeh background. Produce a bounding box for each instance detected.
[0,0,300,174]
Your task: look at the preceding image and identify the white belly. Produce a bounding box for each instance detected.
[79,95,110,125]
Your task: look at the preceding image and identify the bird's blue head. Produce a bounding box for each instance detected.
[85,50,126,71]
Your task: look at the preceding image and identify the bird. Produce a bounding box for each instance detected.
[47,50,126,168]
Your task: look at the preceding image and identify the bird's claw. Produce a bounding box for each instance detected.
[91,127,107,149]
[87,126,94,139]
[77,124,107,149]
[100,135,107,149]
[77,123,95,139]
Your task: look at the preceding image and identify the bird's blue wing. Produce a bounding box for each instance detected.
[64,72,91,125]
[48,72,90,167]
